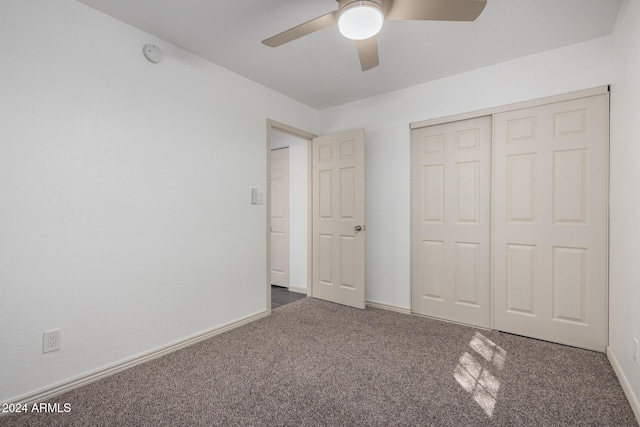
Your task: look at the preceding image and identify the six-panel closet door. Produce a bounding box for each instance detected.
[493,94,608,351]
[411,116,492,328]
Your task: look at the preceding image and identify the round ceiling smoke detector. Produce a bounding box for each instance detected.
[143,44,163,63]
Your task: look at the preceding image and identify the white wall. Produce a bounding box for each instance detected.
[319,36,613,309]
[270,131,309,292]
[0,0,318,403]
[609,0,640,413]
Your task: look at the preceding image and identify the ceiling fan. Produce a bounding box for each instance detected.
[262,0,487,71]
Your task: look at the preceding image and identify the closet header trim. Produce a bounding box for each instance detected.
[410,85,609,130]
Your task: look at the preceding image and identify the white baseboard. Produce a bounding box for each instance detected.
[607,346,640,424]
[366,300,411,315]
[2,310,269,408]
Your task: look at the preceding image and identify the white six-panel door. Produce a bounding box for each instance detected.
[493,94,608,351]
[270,148,290,287]
[411,116,492,328]
[312,129,366,309]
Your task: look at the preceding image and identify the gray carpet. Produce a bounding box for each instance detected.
[2,298,637,426]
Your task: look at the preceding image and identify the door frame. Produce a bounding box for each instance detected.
[266,119,316,313]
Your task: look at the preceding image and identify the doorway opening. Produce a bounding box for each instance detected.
[266,120,315,312]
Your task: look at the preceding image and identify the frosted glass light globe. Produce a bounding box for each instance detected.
[338,2,384,40]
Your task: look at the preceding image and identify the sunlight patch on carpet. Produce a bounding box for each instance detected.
[454,332,506,417]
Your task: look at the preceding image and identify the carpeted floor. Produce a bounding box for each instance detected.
[2,298,637,426]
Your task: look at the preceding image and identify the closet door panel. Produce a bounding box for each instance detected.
[493,94,608,352]
[411,116,492,328]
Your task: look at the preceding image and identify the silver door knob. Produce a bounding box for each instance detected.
[355,225,362,232]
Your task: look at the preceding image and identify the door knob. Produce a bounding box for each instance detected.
[355,225,362,232]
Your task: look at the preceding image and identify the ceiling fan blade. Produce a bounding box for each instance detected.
[356,36,379,71]
[262,11,339,47]
[385,0,487,22]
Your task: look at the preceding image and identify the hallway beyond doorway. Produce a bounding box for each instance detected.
[271,285,306,310]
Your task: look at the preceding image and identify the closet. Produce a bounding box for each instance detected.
[411,88,609,352]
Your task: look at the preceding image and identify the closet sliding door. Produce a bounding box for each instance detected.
[411,116,492,328]
[493,94,608,351]
[410,89,609,351]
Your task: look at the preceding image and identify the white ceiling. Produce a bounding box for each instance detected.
[75,0,622,110]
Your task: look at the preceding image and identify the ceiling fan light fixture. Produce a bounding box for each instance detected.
[338,1,384,41]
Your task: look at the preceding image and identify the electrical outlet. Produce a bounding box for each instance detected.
[43,329,61,353]
[634,339,639,364]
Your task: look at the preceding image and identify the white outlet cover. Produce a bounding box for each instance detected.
[43,329,61,353]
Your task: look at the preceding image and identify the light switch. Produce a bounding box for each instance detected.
[251,188,258,205]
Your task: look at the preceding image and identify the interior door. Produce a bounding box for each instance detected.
[270,147,290,287]
[411,116,492,328]
[312,129,366,309]
[493,94,608,351]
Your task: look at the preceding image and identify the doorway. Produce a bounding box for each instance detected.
[266,121,368,312]
[267,121,315,312]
